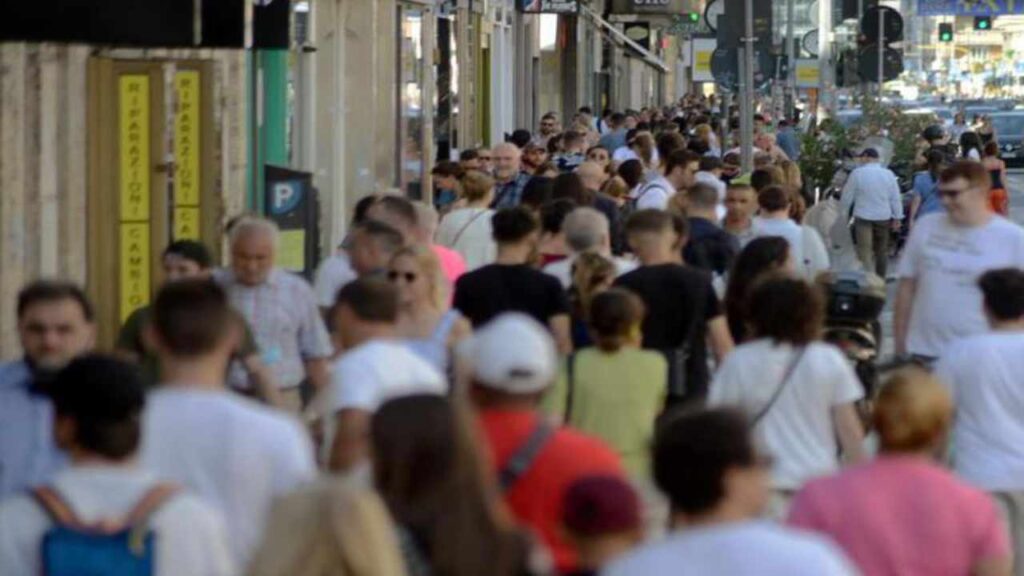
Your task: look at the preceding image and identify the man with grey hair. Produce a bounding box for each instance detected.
[542,207,636,289]
[492,142,532,209]
[215,216,333,413]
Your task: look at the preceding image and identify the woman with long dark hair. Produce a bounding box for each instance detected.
[960,131,983,161]
[983,141,1010,216]
[723,237,792,343]
[372,395,548,576]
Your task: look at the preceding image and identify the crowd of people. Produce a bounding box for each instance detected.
[2,95,1024,576]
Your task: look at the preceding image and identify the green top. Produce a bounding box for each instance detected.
[116,305,259,387]
[543,347,667,478]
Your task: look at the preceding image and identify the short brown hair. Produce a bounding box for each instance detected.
[625,209,681,238]
[748,275,824,345]
[664,149,700,176]
[335,277,398,323]
[460,170,494,203]
[152,279,233,357]
[875,369,953,453]
[939,160,991,191]
[589,288,646,353]
[757,185,791,212]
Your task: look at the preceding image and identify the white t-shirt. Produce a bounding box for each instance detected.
[140,388,316,567]
[542,254,637,290]
[631,176,675,211]
[751,218,830,280]
[936,332,1024,491]
[897,213,1024,357]
[604,521,858,576]
[330,340,445,413]
[314,252,357,308]
[435,207,497,271]
[0,466,234,576]
[709,340,863,489]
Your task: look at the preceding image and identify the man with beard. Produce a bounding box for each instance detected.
[0,281,95,497]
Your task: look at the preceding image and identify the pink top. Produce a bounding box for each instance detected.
[788,456,1010,576]
[431,243,467,291]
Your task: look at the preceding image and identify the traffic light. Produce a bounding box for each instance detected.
[687,11,700,23]
[974,16,993,30]
[939,22,953,42]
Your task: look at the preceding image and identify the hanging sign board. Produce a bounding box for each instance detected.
[692,38,717,82]
[520,0,579,13]
[610,0,693,15]
[795,59,821,88]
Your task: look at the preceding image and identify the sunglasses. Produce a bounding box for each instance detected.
[387,271,418,283]
[938,187,968,199]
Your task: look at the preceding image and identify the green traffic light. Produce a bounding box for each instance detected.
[688,11,700,23]
[940,32,952,41]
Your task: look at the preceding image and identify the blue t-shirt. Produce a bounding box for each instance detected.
[912,172,944,220]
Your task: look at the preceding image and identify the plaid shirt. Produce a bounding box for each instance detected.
[215,268,333,389]
[492,171,533,209]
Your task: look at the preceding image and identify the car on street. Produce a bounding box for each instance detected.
[989,111,1024,167]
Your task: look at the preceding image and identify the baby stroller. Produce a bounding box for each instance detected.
[816,270,887,400]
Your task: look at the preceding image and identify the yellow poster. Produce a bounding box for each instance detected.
[119,75,150,222]
[795,60,821,88]
[279,229,306,272]
[173,206,201,240]
[174,71,201,207]
[691,39,716,82]
[120,223,151,321]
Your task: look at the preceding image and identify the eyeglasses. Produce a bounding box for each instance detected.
[938,187,968,199]
[387,271,418,283]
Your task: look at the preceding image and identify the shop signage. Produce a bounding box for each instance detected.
[795,59,821,88]
[609,0,692,15]
[692,38,717,82]
[521,0,580,13]
[918,0,1024,16]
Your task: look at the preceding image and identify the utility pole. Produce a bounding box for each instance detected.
[740,0,755,171]
[785,0,796,120]
[877,8,885,100]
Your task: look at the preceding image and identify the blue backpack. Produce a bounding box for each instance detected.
[33,484,179,576]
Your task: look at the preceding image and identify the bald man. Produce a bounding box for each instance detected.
[492,142,533,209]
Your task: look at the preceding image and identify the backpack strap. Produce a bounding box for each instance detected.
[499,420,556,492]
[33,486,83,529]
[125,484,180,527]
[564,353,577,423]
[33,483,179,536]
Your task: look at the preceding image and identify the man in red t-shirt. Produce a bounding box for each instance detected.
[461,313,625,574]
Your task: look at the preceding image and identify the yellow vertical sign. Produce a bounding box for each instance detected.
[119,75,150,222]
[120,223,151,321]
[173,207,201,240]
[174,71,201,208]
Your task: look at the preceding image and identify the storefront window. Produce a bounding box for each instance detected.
[400,6,427,198]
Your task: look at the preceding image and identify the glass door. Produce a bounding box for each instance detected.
[398,4,430,199]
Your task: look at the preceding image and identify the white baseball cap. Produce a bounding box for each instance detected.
[460,313,558,394]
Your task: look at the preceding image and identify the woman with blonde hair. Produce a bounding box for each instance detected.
[436,170,497,270]
[788,369,1012,576]
[779,160,803,190]
[388,245,472,373]
[693,123,720,156]
[568,252,617,349]
[247,481,409,576]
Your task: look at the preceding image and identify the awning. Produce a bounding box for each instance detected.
[581,4,669,73]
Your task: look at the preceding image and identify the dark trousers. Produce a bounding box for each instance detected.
[854,218,891,278]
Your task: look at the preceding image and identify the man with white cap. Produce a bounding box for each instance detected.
[464,313,624,575]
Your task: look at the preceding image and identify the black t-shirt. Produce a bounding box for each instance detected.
[453,264,570,328]
[614,264,722,393]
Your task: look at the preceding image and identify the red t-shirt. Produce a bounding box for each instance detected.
[478,409,624,573]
